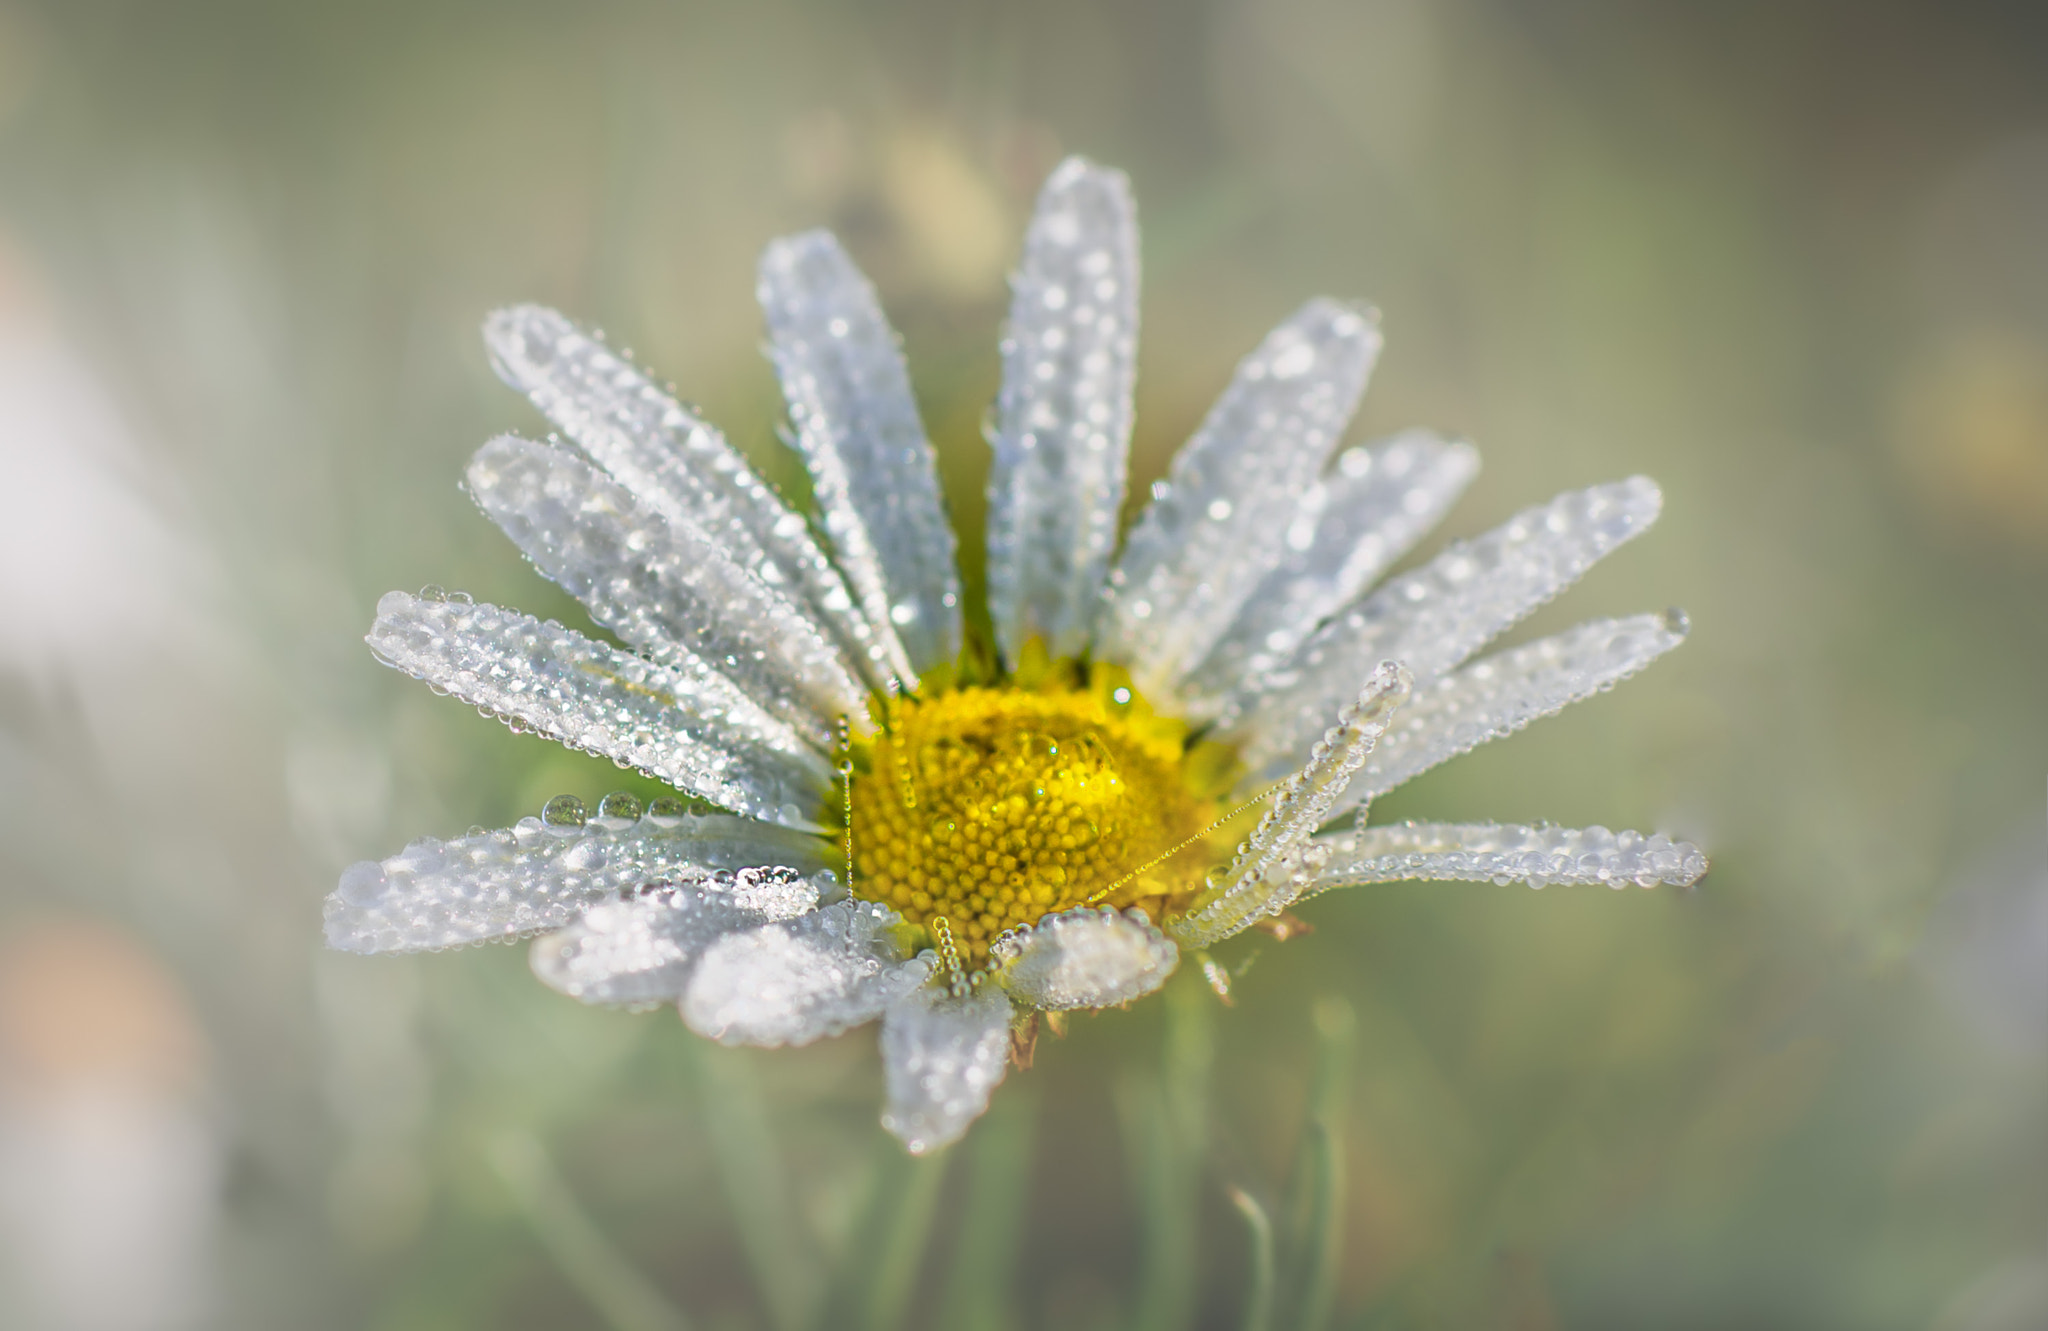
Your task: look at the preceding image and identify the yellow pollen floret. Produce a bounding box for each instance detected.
[835,659,1237,968]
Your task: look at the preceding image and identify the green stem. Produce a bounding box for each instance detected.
[1287,998,1355,1331]
[683,1041,820,1331]
[489,1131,690,1331]
[939,1083,1041,1331]
[856,1142,951,1331]
[1228,1185,1276,1331]
[1128,975,1215,1331]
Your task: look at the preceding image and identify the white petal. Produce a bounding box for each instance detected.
[467,437,867,739]
[985,157,1138,664]
[759,232,959,678]
[681,901,930,1047]
[1332,611,1690,817]
[1173,663,1410,948]
[999,907,1178,1010]
[1183,432,1479,711]
[325,809,829,954]
[529,868,825,1005]
[1096,299,1381,695]
[482,305,894,690]
[879,982,1012,1154]
[365,592,835,826]
[1222,478,1662,780]
[1307,821,1709,890]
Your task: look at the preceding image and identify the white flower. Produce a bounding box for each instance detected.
[326,158,1707,1154]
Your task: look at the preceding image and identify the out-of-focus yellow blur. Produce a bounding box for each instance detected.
[0,2,2043,1328]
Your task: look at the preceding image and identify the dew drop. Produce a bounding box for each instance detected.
[646,796,687,821]
[541,794,588,829]
[418,583,447,602]
[598,791,643,821]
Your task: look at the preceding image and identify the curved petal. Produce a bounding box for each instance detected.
[681,901,931,1046]
[1330,611,1690,818]
[879,982,1012,1155]
[467,437,867,739]
[999,907,1177,1010]
[364,592,835,826]
[1173,663,1410,948]
[1306,821,1709,890]
[759,232,958,678]
[1096,299,1381,695]
[482,304,894,690]
[325,810,829,954]
[1221,478,1662,780]
[529,868,826,1006]
[986,157,1138,664]
[1183,431,1479,711]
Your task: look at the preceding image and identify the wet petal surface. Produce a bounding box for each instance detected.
[986,157,1138,664]
[1309,820,1709,890]
[879,982,1012,1154]
[326,810,829,954]
[364,592,835,826]
[999,907,1178,1010]
[760,231,957,678]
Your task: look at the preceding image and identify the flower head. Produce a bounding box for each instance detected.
[327,158,1707,1153]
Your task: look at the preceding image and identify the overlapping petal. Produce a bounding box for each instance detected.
[484,304,894,689]
[364,593,835,827]
[1097,299,1381,696]
[1183,431,1479,711]
[682,901,931,1046]
[467,437,868,739]
[1222,477,1663,779]
[1331,611,1690,818]
[326,810,829,954]
[1175,662,1411,948]
[529,868,826,1005]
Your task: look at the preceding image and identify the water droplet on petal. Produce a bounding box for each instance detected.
[541,794,587,829]
[598,791,643,821]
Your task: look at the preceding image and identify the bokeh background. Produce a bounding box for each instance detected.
[0,1,2044,1328]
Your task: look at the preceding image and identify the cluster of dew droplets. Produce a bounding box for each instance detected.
[538,791,691,833]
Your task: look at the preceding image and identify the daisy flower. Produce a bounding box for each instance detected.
[326,158,1707,1153]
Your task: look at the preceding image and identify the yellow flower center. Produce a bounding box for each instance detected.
[836,659,1237,968]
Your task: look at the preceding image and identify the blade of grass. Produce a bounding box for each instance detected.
[938,1082,1041,1331]
[840,1134,951,1331]
[489,1130,691,1331]
[871,1152,949,1331]
[1227,1185,1275,1331]
[683,1040,820,1331]
[1286,997,1355,1331]
[1128,974,1216,1331]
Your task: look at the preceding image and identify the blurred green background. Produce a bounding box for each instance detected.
[0,2,2044,1328]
